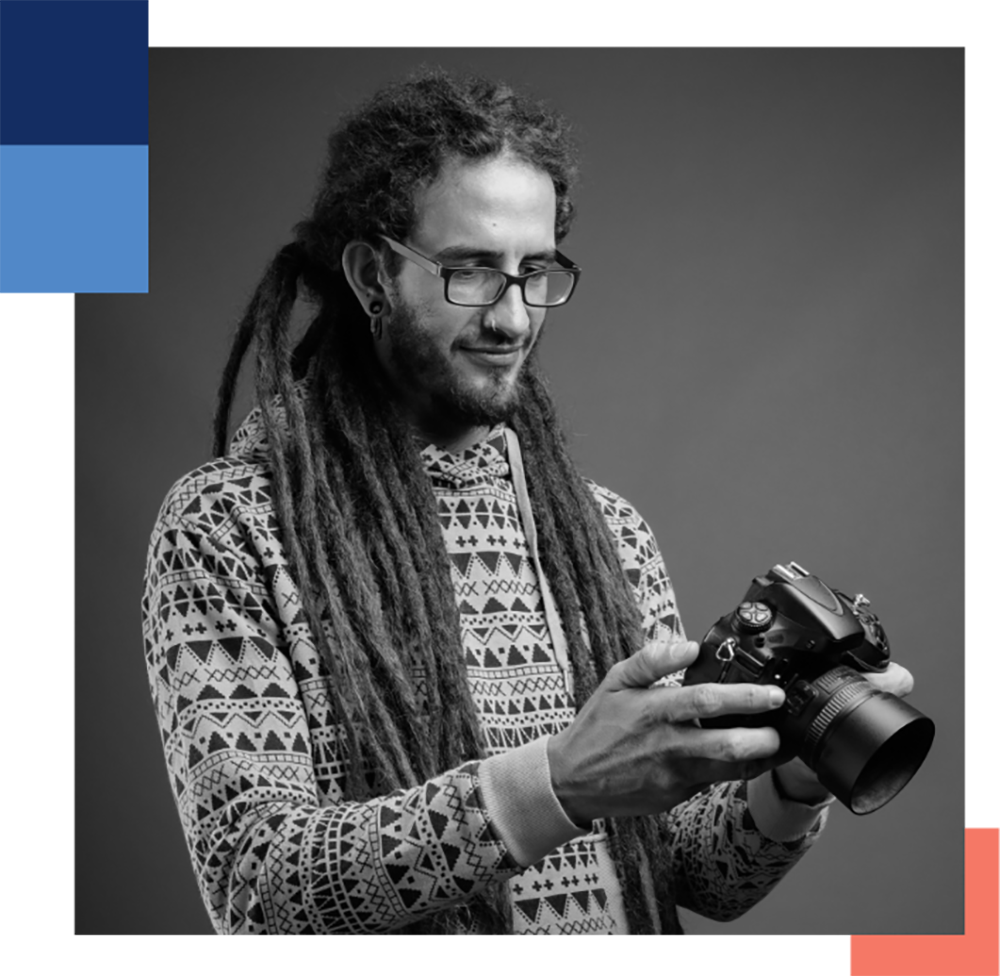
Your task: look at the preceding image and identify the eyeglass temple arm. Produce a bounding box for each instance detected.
[379,235,443,277]
[554,251,579,272]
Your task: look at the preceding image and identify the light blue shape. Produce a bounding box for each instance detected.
[0,145,148,293]
[0,292,73,366]
[0,146,149,292]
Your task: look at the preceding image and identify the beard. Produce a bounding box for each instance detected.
[381,299,543,433]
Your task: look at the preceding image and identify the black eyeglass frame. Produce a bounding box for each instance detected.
[378,234,581,308]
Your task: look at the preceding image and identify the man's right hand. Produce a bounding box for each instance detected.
[547,639,787,826]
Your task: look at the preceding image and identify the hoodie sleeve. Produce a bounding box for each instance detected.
[593,485,830,921]
[142,462,529,934]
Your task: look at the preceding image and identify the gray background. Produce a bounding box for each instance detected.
[76,48,963,935]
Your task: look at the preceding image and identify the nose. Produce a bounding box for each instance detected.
[487,281,533,340]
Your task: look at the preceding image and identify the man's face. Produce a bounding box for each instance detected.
[377,154,556,445]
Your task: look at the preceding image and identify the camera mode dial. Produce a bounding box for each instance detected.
[734,601,773,633]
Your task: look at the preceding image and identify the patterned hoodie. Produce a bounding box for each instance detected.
[141,410,830,934]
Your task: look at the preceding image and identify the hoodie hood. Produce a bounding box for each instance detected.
[419,427,510,491]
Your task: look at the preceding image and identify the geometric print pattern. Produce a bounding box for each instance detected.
[659,779,823,923]
[142,412,825,934]
[425,428,824,933]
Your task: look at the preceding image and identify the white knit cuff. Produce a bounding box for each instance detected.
[478,735,588,868]
[747,771,835,843]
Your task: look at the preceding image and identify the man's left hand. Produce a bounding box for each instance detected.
[771,663,916,804]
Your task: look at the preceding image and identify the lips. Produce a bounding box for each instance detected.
[460,344,524,354]
[459,345,523,366]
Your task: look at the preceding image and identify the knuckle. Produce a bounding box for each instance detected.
[637,694,661,728]
[669,725,698,758]
[693,684,718,714]
[721,731,747,762]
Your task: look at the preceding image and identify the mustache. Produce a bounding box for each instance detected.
[461,322,547,352]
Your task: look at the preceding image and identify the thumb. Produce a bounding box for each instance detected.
[607,638,699,690]
[864,662,914,699]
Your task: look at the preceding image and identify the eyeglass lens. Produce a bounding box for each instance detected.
[446,269,575,307]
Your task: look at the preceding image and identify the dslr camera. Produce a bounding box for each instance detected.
[682,562,934,814]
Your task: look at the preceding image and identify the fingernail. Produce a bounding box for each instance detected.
[769,688,785,708]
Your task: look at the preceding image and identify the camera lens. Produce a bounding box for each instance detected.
[799,666,935,814]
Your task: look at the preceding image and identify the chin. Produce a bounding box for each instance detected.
[438,376,522,429]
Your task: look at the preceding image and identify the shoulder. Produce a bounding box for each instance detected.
[159,453,273,520]
[153,404,279,528]
[150,451,277,550]
[586,479,684,641]
[585,479,660,563]
[144,454,290,635]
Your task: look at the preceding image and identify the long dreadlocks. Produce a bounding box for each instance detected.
[213,68,682,935]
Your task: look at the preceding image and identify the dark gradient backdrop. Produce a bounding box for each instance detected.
[75,49,963,935]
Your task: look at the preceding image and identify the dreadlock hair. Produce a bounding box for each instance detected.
[213,67,682,935]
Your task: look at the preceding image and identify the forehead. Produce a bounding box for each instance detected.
[410,154,557,252]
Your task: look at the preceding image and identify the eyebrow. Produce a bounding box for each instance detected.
[432,244,558,264]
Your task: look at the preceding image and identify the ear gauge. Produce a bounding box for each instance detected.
[369,299,384,340]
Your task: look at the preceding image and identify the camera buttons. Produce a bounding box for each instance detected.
[735,601,773,633]
[785,678,817,716]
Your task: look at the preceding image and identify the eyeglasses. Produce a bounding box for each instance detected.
[379,234,581,308]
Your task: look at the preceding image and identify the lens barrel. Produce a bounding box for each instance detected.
[799,667,935,814]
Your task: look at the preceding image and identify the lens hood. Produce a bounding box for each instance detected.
[813,691,935,814]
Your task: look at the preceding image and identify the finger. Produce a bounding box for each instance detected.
[659,682,785,723]
[669,724,782,763]
[606,639,699,691]
[689,754,783,788]
[864,663,914,699]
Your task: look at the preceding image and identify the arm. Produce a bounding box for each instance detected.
[659,778,830,921]
[142,465,554,933]
[596,489,833,921]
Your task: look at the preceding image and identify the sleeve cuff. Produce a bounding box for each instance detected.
[478,735,589,868]
[747,770,835,843]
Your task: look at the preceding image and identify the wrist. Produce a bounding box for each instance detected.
[748,772,831,842]
[546,733,592,829]
[772,764,834,806]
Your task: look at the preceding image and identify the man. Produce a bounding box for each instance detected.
[142,68,913,934]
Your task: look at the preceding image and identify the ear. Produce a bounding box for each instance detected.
[342,240,390,316]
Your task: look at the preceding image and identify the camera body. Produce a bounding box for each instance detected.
[682,562,933,813]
